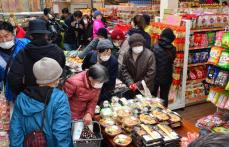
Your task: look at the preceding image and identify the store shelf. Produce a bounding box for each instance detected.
[188,62,208,67]
[189,46,212,50]
[191,28,225,33]
[186,78,206,84]
[186,96,208,106]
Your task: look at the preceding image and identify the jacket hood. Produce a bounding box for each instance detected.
[17,86,53,116]
[127,28,145,36]
[24,40,59,62]
[158,38,175,50]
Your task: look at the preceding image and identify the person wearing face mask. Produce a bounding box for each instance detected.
[63,64,109,123]
[93,11,105,39]
[10,57,72,147]
[0,21,30,101]
[120,33,156,97]
[76,28,108,59]
[82,39,118,104]
[64,10,86,50]
[152,28,176,107]
[111,29,125,59]
[82,15,93,45]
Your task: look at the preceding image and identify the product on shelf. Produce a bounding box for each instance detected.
[208,46,224,65]
[218,50,229,69]
[206,66,220,84]
[214,70,228,87]
[207,32,216,46]
[215,31,225,46]
[188,66,207,80]
[222,32,229,49]
[196,115,225,130]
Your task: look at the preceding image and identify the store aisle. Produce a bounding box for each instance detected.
[176,103,216,124]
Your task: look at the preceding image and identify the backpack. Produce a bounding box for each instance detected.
[23,89,50,147]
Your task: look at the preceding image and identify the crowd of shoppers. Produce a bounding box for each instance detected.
[0,7,181,146]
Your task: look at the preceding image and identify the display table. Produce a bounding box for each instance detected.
[94,115,199,147]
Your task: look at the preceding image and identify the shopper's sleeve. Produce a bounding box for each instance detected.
[7,52,24,99]
[63,77,77,99]
[139,53,156,90]
[52,93,72,147]
[78,39,97,59]
[120,53,134,87]
[9,100,24,147]
[86,93,100,116]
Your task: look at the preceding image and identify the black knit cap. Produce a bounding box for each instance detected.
[160,28,176,43]
[96,28,108,38]
[128,33,146,48]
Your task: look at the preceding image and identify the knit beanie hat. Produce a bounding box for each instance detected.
[96,28,108,38]
[93,10,102,18]
[33,57,63,85]
[111,29,125,40]
[128,33,146,48]
[160,28,176,43]
[96,39,113,51]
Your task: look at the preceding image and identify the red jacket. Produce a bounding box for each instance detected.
[16,26,26,38]
[63,71,101,120]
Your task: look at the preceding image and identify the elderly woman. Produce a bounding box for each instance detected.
[63,64,108,125]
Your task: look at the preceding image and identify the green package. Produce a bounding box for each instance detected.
[222,32,229,49]
[207,32,216,46]
[218,50,229,70]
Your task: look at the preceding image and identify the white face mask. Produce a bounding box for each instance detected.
[0,40,15,49]
[132,46,143,54]
[93,82,103,89]
[83,19,88,25]
[100,55,110,62]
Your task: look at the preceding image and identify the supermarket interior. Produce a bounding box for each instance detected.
[0,0,229,147]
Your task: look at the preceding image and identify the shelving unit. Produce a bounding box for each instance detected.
[189,46,212,50]
[188,62,208,67]
[191,27,226,33]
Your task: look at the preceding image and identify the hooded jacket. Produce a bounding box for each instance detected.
[153,38,176,84]
[10,87,71,147]
[120,47,156,91]
[7,40,66,100]
[63,71,101,120]
[93,19,105,39]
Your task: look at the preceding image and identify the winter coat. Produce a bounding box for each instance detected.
[153,38,176,84]
[0,38,30,101]
[7,39,66,100]
[127,28,151,49]
[82,51,118,103]
[64,15,86,47]
[10,86,72,147]
[93,19,105,38]
[120,47,156,91]
[16,26,26,38]
[63,71,101,120]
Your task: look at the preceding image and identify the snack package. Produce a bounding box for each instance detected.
[193,53,201,63]
[222,32,229,49]
[216,92,228,109]
[206,66,220,84]
[200,52,209,63]
[215,71,229,87]
[207,32,216,46]
[215,31,225,46]
[218,50,229,70]
[208,46,224,65]
[207,88,220,104]
[196,115,224,129]
[226,82,229,91]
[208,15,216,28]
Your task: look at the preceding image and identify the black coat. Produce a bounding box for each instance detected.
[7,40,66,99]
[153,38,176,84]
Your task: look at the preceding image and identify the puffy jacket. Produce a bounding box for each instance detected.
[0,38,30,101]
[7,39,66,100]
[93,19,105,38]
[63,71,101,120]
[153,38,176,84]
[10,87,72,147]
[16,26,26,38]
[120,47,156,91]
[82,51,118,103]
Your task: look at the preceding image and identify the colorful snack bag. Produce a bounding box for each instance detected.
[215,31,225,47]
[206,66,220,84]
[208,46,224,65]
[222,32,229,49]
[226,82,229,91]
[218,50,229,70]
[215,71,229,87]
[207,32,216,46]
[193,52,201,63]
[200,52,209,63]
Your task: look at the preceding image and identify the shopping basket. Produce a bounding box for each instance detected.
[72,121,103,147]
